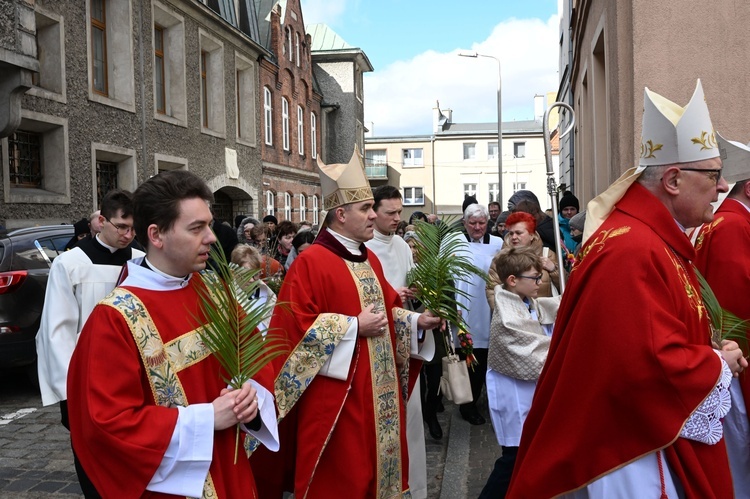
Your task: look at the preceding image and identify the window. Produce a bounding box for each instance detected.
[488,142,498,160]
[264,87,273,145]
[266,191,275,216]
[463,142,476,160]
[402,148,423,167]
[2,111,70,204]
[310,112,317,159]
[299,194,306,221]
[284,192,292,220]
[295,32,300,67]
[154,25,165,114]
[312,195,319,225]
[297,106,304,155]
[365,149,386,178]
[152,2,187,125]
[403,187,424,206]
[282,98,290,151]
[488,183,499,203]
[464,183,477,198]
[154,153,188,174]
[96,160,118,199]
[200,50,208,127]
[87,0,135,111]
[514,142,526,158]
[92,143,137,208]
[287,28,293,62]
[513,182,527,191]
[199,30,226,136]
[236,53,256,146]
[8,131,42,187]
[29,6,66,102]
[355,66,362,100]
[90,0,107,96]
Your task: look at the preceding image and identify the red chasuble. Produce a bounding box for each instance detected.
[67,276,271,498]
[695,197,750,426]
[508,183,732,498]
[252,230,415,499]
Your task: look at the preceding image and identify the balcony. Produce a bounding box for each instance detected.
[364,161,388,179]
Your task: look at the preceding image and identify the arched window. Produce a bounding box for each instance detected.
[284,192,292,220]
[312,195,319,225]
[266,190,275,216]
[282,97,290,151]
[299,193,306,221]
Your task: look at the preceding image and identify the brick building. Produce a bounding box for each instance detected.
[257,0,323,225]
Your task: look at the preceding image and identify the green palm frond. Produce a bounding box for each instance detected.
[196,245,288,388]
[696,269,750,352]
[194,244,289,462]
[406,217,489,332]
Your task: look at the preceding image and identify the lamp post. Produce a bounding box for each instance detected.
[459,52,502,208]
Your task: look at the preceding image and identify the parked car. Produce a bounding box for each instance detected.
[0,225,73,376]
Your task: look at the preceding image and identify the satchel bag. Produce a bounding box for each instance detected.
[439,353,473,405]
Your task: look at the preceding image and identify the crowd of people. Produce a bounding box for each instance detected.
[33,78,750,499]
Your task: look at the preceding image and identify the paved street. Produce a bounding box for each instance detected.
[0,369,497,498]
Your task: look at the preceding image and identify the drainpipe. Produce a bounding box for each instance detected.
[137,0,147,182]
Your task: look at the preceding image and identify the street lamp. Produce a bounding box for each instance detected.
[459,52,502,208]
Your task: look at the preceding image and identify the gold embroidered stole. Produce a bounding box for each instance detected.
[101,288,218,499]
[344,260,405,499]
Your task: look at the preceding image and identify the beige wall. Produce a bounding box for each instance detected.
[365,138,435,218]
[433,134,548,214]
[568,0,750,206]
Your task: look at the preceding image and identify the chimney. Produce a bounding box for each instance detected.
[365,121,374,138]
[534,94,545,121]
[433,101,452,133]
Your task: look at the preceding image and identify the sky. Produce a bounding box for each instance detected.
[300,0,561,137]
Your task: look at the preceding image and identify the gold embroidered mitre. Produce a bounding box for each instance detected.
[317,148,374,210]
[716,132,750,183]
[640,79,718,166]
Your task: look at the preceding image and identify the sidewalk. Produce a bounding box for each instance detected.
[425,394,498,499]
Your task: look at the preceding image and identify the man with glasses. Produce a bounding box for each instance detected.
[37,189,143,497]
[694,133,750,497]
[509,81,746,498]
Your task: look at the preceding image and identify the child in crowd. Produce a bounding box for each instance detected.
[479,246,560,499]
[230,244,277,336]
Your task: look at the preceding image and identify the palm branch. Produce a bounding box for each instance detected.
[406,218,489,363]
[696,269,750,353]
[195,244,288,462]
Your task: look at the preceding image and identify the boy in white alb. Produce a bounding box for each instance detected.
[480,246,559,498]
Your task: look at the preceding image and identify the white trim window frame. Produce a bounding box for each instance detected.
[312,195,319,225]
[403,186,424,206]
[402,148,423,167]
[284,192,292,220]
[463,142,476,160]
[282,97,290,151]
[266,190,275,216]
[264,87,272,145]
[297,105,304,155]
[299,193,306,221]
[310,112,317,159]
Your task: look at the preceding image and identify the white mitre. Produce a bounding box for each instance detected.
[583,80,717,242]
[640,79,718,166]
[716,132,750,183]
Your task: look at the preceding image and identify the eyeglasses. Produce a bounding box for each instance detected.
[678,167,723,184]
[516,274,543,284]
[106,218,134,236]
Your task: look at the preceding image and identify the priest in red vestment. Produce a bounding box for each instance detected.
[508,81,746,498]
[694,132,750,496]
[250,149,440,498]
[67,170,279,498]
